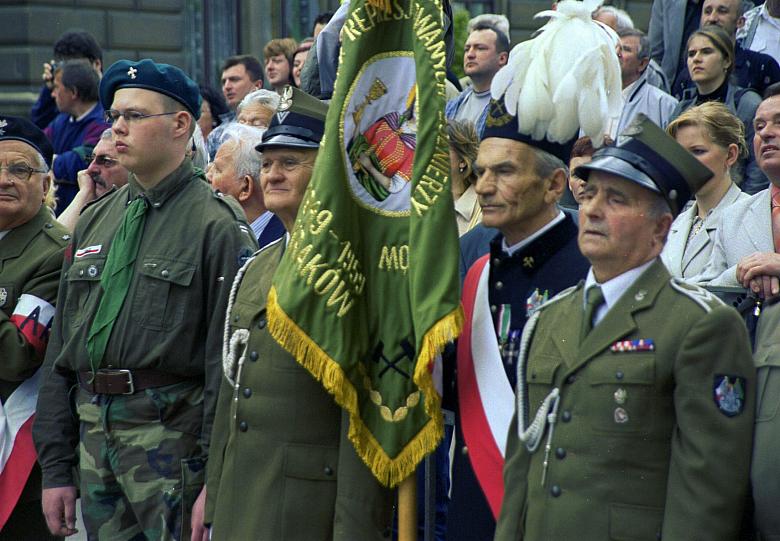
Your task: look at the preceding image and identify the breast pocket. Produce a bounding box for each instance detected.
[64,257,106,326]
[132,256,196,331]
[587,354,657,435]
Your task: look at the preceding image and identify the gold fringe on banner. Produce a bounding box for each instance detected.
[267,285,463,487]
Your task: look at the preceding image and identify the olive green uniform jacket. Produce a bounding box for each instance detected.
[1,204,69,502]
[33,159,258,488]
[494,260,755,541]
[205,238,394,541]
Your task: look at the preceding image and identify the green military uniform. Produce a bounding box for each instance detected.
[33,158,257,540]
[493,261,755,540]
[0,203,68,540]
[205,237,393,541]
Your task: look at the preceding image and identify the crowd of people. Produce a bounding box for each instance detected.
[3,0,780,540]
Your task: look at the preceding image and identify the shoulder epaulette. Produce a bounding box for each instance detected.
[41,218,72,246]
[212,189,249,223]
[670,278,725,313]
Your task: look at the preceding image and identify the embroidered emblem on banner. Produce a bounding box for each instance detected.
[714,375,745,417]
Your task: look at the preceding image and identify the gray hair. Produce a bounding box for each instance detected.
[617,28,651,60]
[531,147,568,181]
[218,123,266,180]
[99,128,113,141]
[595,6,635,31]
[237,89,281,115]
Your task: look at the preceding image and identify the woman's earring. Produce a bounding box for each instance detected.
[458,162,467,174]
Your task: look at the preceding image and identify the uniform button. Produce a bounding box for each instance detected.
[45,223,53,229]
[555,447,566,459]
[490,305,497,313]
[243,387,252,398]
[79,270,85,277]
[616,371,624,380]
[565,375,576,384]
[324,466,334,476]
[233,314,240,322]
[153,202,161,208]
[249,350,258,362]
[495,281,504,290]
[550,485,562,497]
[258,317,267,329]
[239,421,248,432]
[161,269,170,278]
[561,411,572,422]
[461,446,468,456]
[492,258,501,266]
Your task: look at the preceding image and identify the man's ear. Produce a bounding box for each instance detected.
[544,168,567,204]
[237,174,254,202]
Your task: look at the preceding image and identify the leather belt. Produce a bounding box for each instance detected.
[79,369,193,395]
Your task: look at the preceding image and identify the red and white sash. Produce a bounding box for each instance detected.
[457,255,515,519]
[0,294,54,528]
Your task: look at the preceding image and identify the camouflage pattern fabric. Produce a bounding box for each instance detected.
[76,381,205,541]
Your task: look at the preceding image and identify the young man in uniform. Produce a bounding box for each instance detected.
[33,59,257,540]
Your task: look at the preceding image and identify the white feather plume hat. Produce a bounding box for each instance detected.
[485,0,622,155]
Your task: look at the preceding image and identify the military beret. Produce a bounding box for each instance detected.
[0,115,54,169]
[575,114,713,217]
[256,86,328,151]
[99,59,201,119]
[481,96,575,162]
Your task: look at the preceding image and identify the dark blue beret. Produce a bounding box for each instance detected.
[0,115,54,168]
[481,96,575,163]
[99,59,201,119]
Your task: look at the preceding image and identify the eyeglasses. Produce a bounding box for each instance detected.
[88,154,119,167]
[104,109,178,124]
[0,164,49,182]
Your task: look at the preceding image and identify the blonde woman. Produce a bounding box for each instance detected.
[662,101,749,278]
[447,119,481,236]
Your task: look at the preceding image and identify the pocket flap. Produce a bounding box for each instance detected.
[527,356,560,384]
[66,257,106,282]
[229,300,265,330]
[138,257,196,286]
[283,443,339,481]
[609,502,663,541]
[590,354,655,385]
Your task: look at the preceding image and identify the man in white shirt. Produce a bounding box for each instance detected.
[738,0,780,62]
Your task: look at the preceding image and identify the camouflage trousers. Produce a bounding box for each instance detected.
[76,380,205,541]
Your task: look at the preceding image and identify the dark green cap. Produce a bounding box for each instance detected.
[256,86,328,151]
[574,114,713,217]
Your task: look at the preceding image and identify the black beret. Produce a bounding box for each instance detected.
[99,59,201,119]
[256,86,328,151]
[0,115,54,168]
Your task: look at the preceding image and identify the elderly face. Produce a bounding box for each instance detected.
[578,171,671,282]
[86,137,129,197]
[0,140,48,230]
[260,146,317,229]
[207,139,242,198]
[754,95,780,183]
[619,35,648,85]
[237,102,274,128]
[701,0,743,37]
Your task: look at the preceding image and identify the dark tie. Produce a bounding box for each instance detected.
[581,285,605,341]
[86,196,148,374]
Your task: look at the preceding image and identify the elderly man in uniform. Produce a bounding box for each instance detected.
[199,86,393,541]
[32,59,257,540]
[494,116,756,541]
[207,123,284,249]
[0,117,70,539]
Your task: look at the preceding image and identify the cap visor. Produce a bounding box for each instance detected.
[256,134,320,151]
[575,155,660,194]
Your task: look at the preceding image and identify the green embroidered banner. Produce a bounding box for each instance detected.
[267,0,463,487]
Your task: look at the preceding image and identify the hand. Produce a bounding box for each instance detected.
[42,60,55,89]
[748,276,780,300]
[76,170,98,199]
[42,486,78,537]
[190,485,209,541]
[736,252,780,287]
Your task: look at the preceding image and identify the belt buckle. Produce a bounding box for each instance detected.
[109,369,135,395]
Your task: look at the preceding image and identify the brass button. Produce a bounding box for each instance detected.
[461,446,468,456]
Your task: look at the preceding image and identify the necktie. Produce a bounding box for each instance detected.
[86,196,149,374]
[772,188,780,253]
[581,285,605,341]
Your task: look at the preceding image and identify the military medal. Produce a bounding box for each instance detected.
[0,287,7,307]
[87,264,99,278]
[614,388,627,405]
[526,289,549,317]
[610,339,655,353]
[614,407,629,424]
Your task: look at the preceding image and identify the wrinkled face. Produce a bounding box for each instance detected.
[198,99,215,139]
[221,64,259,109]
[754,95,780,182]
[463,29,506,80]
[293,50,309,87]
[0,141,48,230]
[675,124,733,182]
[51,71,77,114]
[687,35,729,88]
[474,138,549,237]
[86,137,129,197]
[619,35,647,84]
[701,0,742,36]
[237,103,274,129]
[265,55,291,88]
[260,146,317,227]
[578,172,670,281]
[206,140,241,198]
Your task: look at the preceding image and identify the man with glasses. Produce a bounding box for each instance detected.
[57,128,129,231]
[33,59,257,540]
[0,115,70,539]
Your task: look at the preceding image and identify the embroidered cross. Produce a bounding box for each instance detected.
[127,67,138,79]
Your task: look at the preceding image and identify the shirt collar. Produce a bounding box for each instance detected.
[502,211,565,256]
[72,103,98,123]
[250,210,274,239]
[128,158,195,209]
[583,258,656,313]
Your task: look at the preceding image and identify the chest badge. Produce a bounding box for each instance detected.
[87,264,99,278]
[523,256,535,269]
[0,287,7,307]
[614,388,627,405]
[714,375,745,417]
[614,407,629,424]
[525,288,549,317]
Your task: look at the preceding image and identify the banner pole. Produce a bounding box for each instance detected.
[398,473,418,541]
